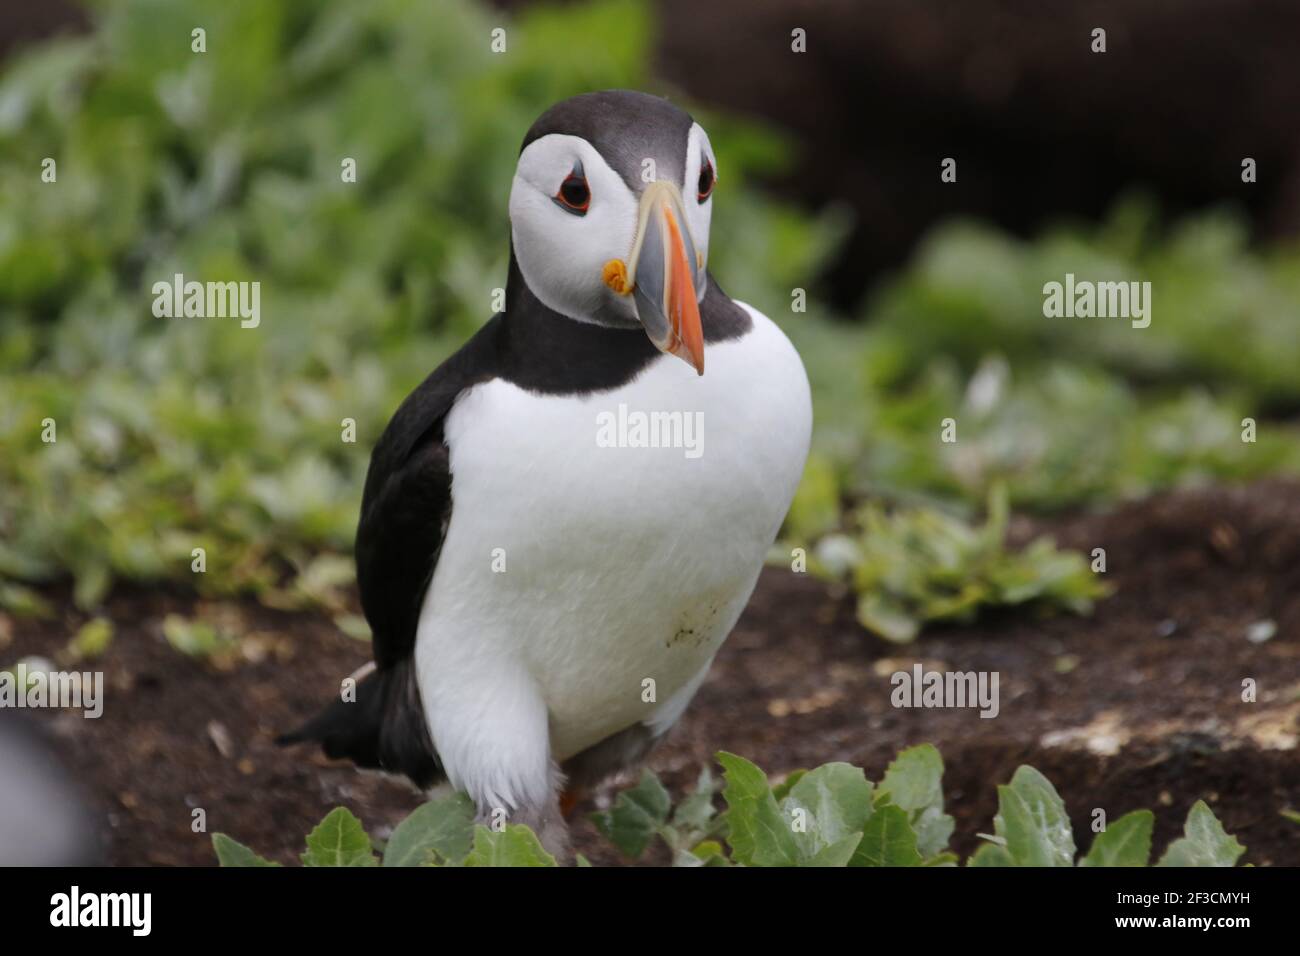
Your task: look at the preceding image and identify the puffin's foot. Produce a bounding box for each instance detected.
[559,788,583,820]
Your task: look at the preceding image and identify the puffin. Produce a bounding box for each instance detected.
[283,90,812,856]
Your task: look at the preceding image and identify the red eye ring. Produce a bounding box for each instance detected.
[697,157,715,202]
[554,165,591,215]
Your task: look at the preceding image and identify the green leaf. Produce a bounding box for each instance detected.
[462,825,557,867]
[876,744,954,857]
[717,751,800,867]
[590,768,672,859]
[383,791,475,866]
[856,593,919,643]
[301,807,378,867]
[671,767,719,834]
[850,804,922,867]
[784,453,842,541]
[212,833,281,867]
[73,562,110,610]
[688,840,729,866]
[770,769,807,802]
[993,766,1075,867]
[161,614,234,658]
[0,583,53,618]
[804,833,863,867]
[912,805,957,859]
[1156,801,1245,867]
[67,616,113,660]
[967,843,1015,867]
[781,762,874,856]
[1080,810,1153,867]
[878,744,945,815]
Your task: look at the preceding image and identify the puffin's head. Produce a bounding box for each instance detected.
[509,90,716,375]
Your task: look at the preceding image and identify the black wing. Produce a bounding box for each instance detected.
[356,318,503,665]
[279,320,502,783]
[354,403,455,668]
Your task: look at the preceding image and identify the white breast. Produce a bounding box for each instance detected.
[413,304,810,807]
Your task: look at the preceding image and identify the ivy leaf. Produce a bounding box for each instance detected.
[462,825,557,867]
[1080,810,1153,867]
[717,751,800,867]
[1156,801,1245,867]
[212,833,281,867]
[590,768,671,859]
[383,791,475,866]
[994,766,1075,867]
[850,804,922,867]
[301,807,378,867]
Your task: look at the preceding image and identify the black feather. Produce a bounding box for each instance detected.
[276,660,441,787]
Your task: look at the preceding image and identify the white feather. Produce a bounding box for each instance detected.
[413,304,811,812]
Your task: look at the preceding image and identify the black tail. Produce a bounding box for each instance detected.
[277,660,442,788]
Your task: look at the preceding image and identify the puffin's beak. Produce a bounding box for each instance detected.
[625,181,705,375]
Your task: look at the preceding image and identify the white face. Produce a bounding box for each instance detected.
[508,122,716,328]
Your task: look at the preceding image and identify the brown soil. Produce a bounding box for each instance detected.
[5,480,1299,866]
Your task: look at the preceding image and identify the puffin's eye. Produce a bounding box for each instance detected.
[553,163,590,215]
[697,157,715,202]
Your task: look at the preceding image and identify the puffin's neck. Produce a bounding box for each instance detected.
[496,252,754,395]
[498,254,660,394]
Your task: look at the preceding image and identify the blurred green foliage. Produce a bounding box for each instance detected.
[0,0,839,610]
[810,485,1107,643]
[783,202,1300,636]
[1,0,1296,631]
[873,200,1300,412]
[787,200,1300,541]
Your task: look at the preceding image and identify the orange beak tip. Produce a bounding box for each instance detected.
[663,209,706,377]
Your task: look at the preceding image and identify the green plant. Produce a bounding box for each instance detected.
[214,744,1247,867]
[799,485,1108,643]
[789,200,1300,524]
[870,199,1300,412]
[214,794,558,867]
[590,767,726,865]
